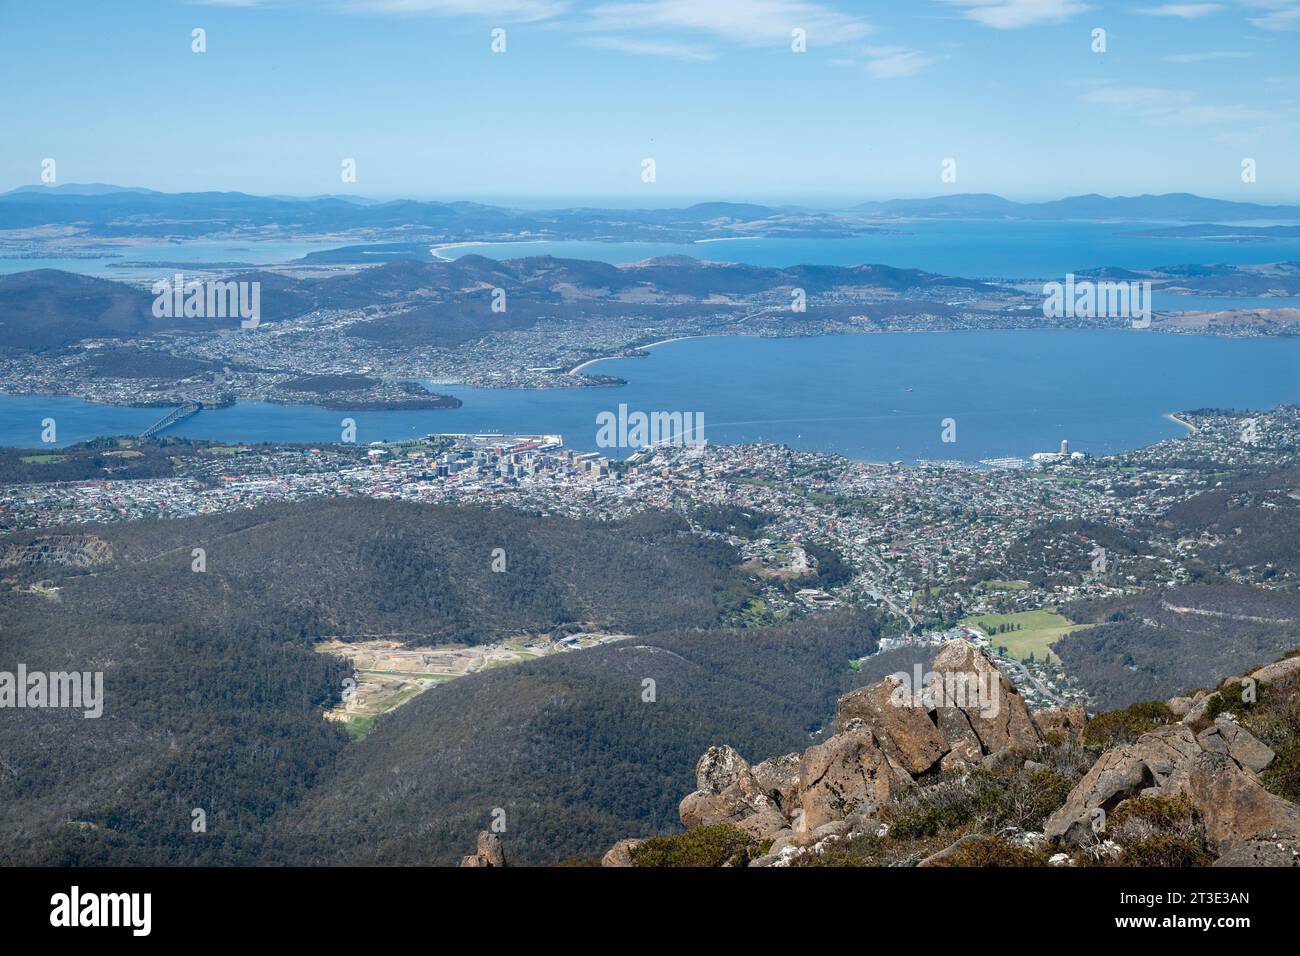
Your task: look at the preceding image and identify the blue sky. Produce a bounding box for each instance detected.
[1,0,1297,203]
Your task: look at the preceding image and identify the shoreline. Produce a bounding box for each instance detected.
[566,335,715,375]
[429,235,767,262]
[431,239,546,261]
[1166,412,1199,434]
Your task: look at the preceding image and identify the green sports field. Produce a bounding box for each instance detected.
[959,609,1085,663]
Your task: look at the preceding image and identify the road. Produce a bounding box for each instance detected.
[998,656,1064,707]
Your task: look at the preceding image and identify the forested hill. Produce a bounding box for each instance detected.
[1,498,757,644]
[270,612,907,867]
[0,499,882,865]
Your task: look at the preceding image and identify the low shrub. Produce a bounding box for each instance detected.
[1260,739,1300,805]
[629,824,759,868]
[1120,835,1214,867]
[926,836,1046,867]
[885,765,1071,840]
[1082,701,1174,749]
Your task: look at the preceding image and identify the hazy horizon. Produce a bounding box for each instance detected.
[3,0,1298,200]
[11,183,1300,208]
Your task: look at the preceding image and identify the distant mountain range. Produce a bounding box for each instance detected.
[0,255,998,355]
[3,186,1298,244]
[853,192,1300,222]
[0,187,862,242]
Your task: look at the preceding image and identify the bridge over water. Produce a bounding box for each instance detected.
[139,401,202,439]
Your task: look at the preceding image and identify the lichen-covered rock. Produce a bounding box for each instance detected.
[459,831,506,867]
[1249,655,1300,687]
[980,748,1023,772]
[1166,752,1300,852]
[837,678,947,775]
[1181,690,1212,725]
[798,729,911,832]
[600,838,644,867]
[1044,725,1201,844]
[935,704,986,770]
[751,753,802,813]
[1213,839,1300,867]
[1196,717,1275,775]
[695,744,754,794]
[1035,704,1088,745]
[931,640,1042,755]
[678,745,772,828]
[735,808,790,842]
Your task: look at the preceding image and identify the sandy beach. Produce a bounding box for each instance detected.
[566,335,714,375]
[430,239,547,261]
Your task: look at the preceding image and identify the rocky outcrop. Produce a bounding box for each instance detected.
[1166,752,1300,853]
[672,641,1051,850]
[1248,655,1300,688]
[1174,655,1300,727]
[592,639,1300,868]
[1034,704,1088,746]
[1213,839,1300,867]
[600,838,644,867]
[1044,725,1202,844]
[750,753,802,814]
[735,808,791,841]
[1047,711,1288,852]
[459,831,507,867]
[1179,690,1212,725]
[836,680,947,775]
[931,641,1043,756]
[677,745,774,829]
[1196,717,1275,774]
[799,728,911,831]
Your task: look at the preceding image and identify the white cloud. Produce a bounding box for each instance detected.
[938,0,1089,28]
[1153,103,1266,124]
[343,0,570,20]
[191,0,930,74]
[1247,2,1300,31]
[196,0,572,17]
[1162,50,1253,61]
[576,1,939,79]
[581,0,871,46]
[861,46,937,78]
[1082,84,1268,126]
[1135,3,1224,17]
[1082,86,1196,109]
[579,34,717,58]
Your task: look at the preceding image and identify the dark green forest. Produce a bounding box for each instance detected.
[0,497,888,865]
